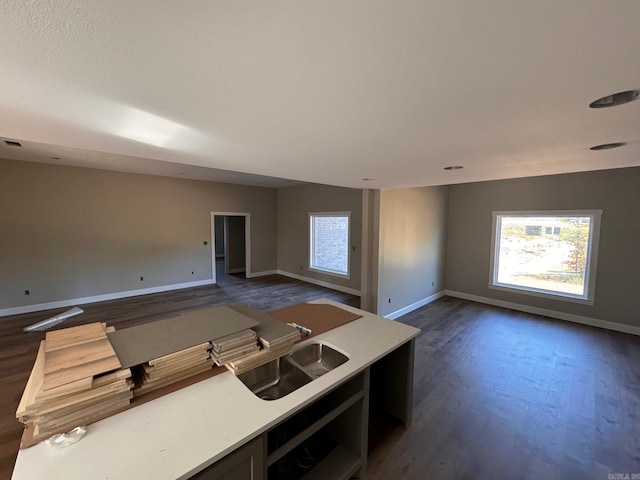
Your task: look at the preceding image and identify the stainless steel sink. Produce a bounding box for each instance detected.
[237,357,312,401]
[289,343,349,379]
[236,343,349,400]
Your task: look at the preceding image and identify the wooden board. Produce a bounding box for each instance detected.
[34,376,93,401]
[146,352,208,371]
[144,356,211,378]
[227,303,300,347]
[22,379,132,418]
[211,329,256,351]
[34,396,133,438]
[92,368,132,388]
[213,344,259,365]
[45,323,106,352]
[43,323,121,391]
[43,355,121,392]
[107,306,259,368]
[267,303,362,340]
[225,344,293,376]
[44,338,115,373]
[16,332,134,446]
[16,343,131,419]
[148,343,211,367]
[134,363,213,394]
[16,342,46,419]
[33,391,134,428]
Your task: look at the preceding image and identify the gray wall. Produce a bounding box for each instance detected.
[377,186,449,317]
[445,167,640,328]
[0,159,277,310]
[277,184,362,292]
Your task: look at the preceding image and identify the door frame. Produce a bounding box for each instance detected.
[210,212,251,284]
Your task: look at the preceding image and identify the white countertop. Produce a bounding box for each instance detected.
[12,299,420,480]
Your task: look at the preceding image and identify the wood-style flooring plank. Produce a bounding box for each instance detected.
[363,296,640,480]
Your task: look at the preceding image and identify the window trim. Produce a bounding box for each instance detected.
[489,210,602,305]
[308,211,351,279]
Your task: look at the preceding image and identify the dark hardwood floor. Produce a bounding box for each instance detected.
[0,264,358,479]
[2,270,640,479]
[364,297,640,480]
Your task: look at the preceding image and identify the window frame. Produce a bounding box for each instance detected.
[308,211,351,279]
[489,210,602,305]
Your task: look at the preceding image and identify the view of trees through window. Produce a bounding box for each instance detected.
[494,215,593,297]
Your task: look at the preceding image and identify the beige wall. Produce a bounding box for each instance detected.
[277,184,362,292]
[445,167,640,328]
[0,159,277,310]
[377,186,448,317]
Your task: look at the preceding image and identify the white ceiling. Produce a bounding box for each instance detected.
[1,1,639,189]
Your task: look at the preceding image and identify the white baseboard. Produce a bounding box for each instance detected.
[246,270,277,278]
[445,290,640,337]
[0,279,215,318]
[384,291,446,320]
[276,270,361,297]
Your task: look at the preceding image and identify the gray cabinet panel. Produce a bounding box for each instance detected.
[190,436,264,480]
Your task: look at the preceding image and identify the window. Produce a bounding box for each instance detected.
[490,210,602,304]
[309,212,350,277]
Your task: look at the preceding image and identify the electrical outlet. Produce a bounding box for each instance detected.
[203,241,208,245]
[140,276,144,281]
[24,290,30,296]
[388,298,391,303]
[191,271,194,275]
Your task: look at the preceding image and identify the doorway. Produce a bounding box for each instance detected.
[210,212,251,284]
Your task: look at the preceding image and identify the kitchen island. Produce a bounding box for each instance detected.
[12,299,420,480]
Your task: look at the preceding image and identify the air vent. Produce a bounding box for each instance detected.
[590,142,626,151]
[589,90,640,108]
[4,140,22,147]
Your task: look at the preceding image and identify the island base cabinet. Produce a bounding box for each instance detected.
[190,436,265,480]
[190,338,416,480]
[266,371,369,480]
[369,338,415,428]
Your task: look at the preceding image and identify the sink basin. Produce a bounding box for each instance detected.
[289,343,349,379]
[237,357,312,401]
[236,343,349,400]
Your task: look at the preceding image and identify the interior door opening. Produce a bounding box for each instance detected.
[211,213,251,284]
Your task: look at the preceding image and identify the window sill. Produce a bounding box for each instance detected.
[309,267,350,280]
[488,283,594,306]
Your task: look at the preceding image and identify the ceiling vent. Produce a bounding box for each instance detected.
[589,90,640,108]
[4,140,22,147]
[590,142,626,151]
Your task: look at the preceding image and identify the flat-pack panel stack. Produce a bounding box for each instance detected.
[224,304,300,376]
[16,323,133,442]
